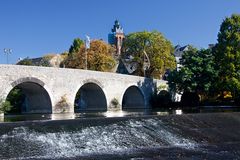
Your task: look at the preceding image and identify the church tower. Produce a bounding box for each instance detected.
[108,20,125,56]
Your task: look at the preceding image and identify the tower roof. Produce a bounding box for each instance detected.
[115,20,120,26]
[111,20,123,33]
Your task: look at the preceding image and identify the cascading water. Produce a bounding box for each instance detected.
[0,118,197,160]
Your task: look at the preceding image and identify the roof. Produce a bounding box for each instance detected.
[174,45,189,57]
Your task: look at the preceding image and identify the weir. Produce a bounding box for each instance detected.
[0,112,240,159]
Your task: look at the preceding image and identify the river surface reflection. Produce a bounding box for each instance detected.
[2,106,240,122]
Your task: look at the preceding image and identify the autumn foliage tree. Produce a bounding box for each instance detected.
[87,40,116,71]
[63,39,116,72]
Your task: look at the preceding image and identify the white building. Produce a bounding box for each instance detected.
[174,45,189,71]
[172,45,190,102]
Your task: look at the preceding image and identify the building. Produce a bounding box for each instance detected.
[108,20,139,75]
[171,45,190,102]
[174,45,189,71]
[108,20,125,56]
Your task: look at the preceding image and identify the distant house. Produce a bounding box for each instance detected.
[174,45,189,71]
[171,45,190,102]
[116,56,138,75]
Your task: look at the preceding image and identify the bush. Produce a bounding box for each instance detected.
[55,95,69,113]
[0,99,12,113]
[110,98,120,109]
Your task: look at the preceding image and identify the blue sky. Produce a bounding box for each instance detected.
[0,0,239,64]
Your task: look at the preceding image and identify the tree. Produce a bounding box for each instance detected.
[69,38,84,55]
[168,47,217,101]
[63,39,116,72]
[87,40,116,71]
[122,31,176,78]
[213,14,240,99]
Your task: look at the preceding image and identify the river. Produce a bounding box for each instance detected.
[0,108,240,159]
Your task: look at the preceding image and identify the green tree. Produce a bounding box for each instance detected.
[122,31,176,78]
[63,39,116,71]
[168,47,217,101]
[62,38,86,69]
[213,14,240,99]
[69,38,84,55]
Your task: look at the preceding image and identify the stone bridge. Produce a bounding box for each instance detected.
[0,65,167,114]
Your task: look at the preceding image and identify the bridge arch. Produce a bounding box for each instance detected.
[74,82,107,112]
[121,85,145,110]
[5,77,52,114]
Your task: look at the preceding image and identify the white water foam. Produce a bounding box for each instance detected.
[0,118,197,159]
